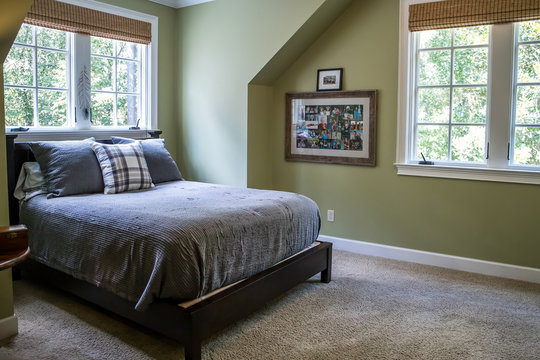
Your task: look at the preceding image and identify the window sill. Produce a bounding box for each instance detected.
[7,128,156,142]
[395,163,540,185]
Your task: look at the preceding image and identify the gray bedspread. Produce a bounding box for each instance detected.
[20,181,320,310]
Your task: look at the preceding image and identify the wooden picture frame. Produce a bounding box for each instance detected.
[316,68,343,91]
[285,90,377,166]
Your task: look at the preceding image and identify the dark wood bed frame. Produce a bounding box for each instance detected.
[5,134,332,360]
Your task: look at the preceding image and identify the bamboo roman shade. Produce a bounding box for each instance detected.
[409,0,540,32]
[24,0,152,44]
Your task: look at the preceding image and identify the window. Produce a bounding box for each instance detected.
[2,0,157,135]
[3,24,146,130]
[90,37,143,127]
[415,26,489,163]
[4,25,71,128]
[397,0,540,184]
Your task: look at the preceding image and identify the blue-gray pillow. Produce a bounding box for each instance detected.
[111,137,182,184]
[30,138,104,197]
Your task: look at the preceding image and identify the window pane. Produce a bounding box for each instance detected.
[452,87,487,124]
[418,50,451,85]
[37,50,67,88]
[91,57,114,91]
[453,48,488,84]
[417,88,449,123]
[519,20,540,42]
[38,90,67,126]
[4,88,34,127]
[514,127,540,165]
[117,41,140,59]
[451,125,485,162]
[91,93,114,126]
[416,125,448,161]
[517,44,540,83]
[419,29,451,49]
[91,37,114,56]
[515,86,540,125]
[4,46,33,86]
[454,26,489,46]
[117,60,139,93]
[36,27,66,50]
[117,95,139,126]
[15,24,33,45]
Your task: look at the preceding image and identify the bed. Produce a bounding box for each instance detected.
[5,134,332,360]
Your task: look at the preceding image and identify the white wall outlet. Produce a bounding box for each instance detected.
[327,209,335,222]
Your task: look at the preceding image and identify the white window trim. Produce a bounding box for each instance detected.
[396,0,540,185]
[10,0,159,141]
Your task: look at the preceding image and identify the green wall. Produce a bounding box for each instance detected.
[176,0,331,186]
[268,0,540,268]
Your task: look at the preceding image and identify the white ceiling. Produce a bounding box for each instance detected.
[149,0,214,8]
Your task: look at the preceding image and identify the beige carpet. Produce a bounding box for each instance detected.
[0,250,539,360]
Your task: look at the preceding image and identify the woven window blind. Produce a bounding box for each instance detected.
[24,0,151,44]
[409,0,540,32]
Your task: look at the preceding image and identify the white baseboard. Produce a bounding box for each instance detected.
[0,315,18,340]
[318,235,540,284]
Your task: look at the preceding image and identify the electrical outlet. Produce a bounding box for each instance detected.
[327,209,335,222]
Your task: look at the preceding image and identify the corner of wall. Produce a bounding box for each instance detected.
[247,84,274,189]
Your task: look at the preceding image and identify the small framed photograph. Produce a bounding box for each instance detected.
[286,90,377,166]
[316,68,343,91]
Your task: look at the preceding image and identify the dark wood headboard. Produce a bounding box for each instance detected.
[5,131,162,225]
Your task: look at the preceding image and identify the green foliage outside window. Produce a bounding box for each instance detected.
[4,88,34,127]
[416,26,488,163]
[4,47,33,86]
[3,25,68,127]
[91,93,114,126]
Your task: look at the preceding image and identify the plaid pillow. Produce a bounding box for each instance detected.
[91,142,154,194]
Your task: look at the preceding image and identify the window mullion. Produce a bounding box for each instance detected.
[448,30,455,162]
[113,42,118,127]
[32,28,39,128]
[487,23,515,168]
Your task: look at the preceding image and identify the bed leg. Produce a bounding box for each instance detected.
[321,245,332,283]
[184,338,201,360]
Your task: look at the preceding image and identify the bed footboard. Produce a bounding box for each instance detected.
[21,241,332,360]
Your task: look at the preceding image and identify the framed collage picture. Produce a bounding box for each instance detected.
[285,90,377,166]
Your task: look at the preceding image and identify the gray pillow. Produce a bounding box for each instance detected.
[111,137,182,184]
[30,138,104,197]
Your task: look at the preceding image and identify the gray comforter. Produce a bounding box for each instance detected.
[20,181,320,310]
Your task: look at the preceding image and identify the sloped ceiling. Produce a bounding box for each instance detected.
[0,0,33,61]
[250,0,353,85]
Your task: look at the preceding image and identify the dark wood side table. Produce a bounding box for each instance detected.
[0,225,29,271]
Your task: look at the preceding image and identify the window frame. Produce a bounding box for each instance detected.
[396,0,540,185]
[6,0,158,141]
